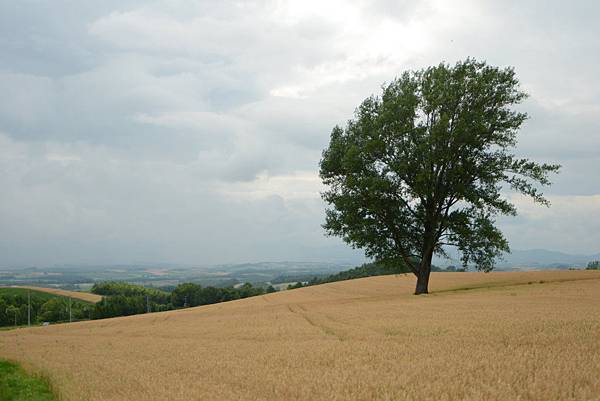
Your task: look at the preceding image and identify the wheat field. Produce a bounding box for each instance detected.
[1,271,599,401]
[1,286,102,303]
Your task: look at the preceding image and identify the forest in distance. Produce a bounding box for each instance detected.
[3,260,598,327]
[0,288,91,327]
[2,248,599,293]
[1,261,396,326]
[0,260,443,326]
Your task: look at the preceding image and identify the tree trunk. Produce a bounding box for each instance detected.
[414,252,433,295]
[414,270,430,295]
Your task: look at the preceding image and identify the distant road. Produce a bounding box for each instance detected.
[1,286,102,304]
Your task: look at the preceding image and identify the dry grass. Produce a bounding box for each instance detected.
[2,286,102,303]
[1,270,600,401]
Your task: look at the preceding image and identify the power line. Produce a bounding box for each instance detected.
[27,289,31,327]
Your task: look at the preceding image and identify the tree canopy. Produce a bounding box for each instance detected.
[319,58,560,294]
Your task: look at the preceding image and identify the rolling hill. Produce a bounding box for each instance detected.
[1,271,599,401]
[0,286,102,303]
[435,248,600,269]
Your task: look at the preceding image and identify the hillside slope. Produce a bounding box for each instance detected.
[1,286,102,303]
[1,271,600,401]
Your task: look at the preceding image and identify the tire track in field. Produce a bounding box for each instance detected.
[286,304,347,341]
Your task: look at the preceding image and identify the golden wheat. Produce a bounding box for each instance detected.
[1,270,599,401]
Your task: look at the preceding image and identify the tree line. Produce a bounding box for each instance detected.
[90,281,270,319]
[1,257,470,327]
[0,282,274,326]
[587,261,599,270]
[0,290,91,327]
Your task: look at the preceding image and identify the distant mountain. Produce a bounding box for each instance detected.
[207,261,355,274]
[497,249,600,268]
[436,249,600,270]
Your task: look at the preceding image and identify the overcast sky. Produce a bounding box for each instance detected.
[1,0,599,267]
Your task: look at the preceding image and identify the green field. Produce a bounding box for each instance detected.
[0,359,56,401]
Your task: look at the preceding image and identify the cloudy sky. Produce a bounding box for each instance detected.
[1,0,599,267]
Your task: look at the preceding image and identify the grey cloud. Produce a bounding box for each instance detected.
[498,194,600,255]
[0,1,144,76]
[0,133,360,266]
[1,0,599,267]
[365,0,431,21]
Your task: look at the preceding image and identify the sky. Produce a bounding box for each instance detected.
[1,0,599,267]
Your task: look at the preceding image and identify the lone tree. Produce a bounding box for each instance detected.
[319,59,560,294]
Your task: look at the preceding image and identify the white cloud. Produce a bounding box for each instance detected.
[0,0,599,266]
[501,194,600,254]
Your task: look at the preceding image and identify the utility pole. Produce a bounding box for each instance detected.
[27,290,31,327]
